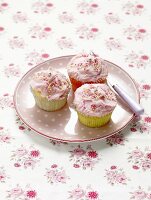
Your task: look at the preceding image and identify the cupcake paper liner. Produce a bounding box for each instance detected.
[77,111,112,128]
[32,89,67,111]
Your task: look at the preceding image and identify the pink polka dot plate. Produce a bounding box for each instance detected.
[14,55,140,143]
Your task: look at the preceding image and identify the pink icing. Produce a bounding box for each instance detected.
[74,84,117,117]
[67,52,108,82]
[30,69,70,100]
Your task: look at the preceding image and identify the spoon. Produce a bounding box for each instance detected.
[107,80,144,115]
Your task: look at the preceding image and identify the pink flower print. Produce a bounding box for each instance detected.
[122,2,145,15]
[77,1,100,14]
[0,2,9,13]
[0,26,5,35]
[25,51,48,66]
[7,185,39,200]
[0,93,14,109]
[124,26,147,41]
[69,145,100,170]
[69,186,85,199]
[7,186,24,199]
[16,116,31,132]
[57,37,74,49]
[105,12,121,24]
[87,151,98,158]
[106,132,127,146]
[30,150,40,157]
[32,1,54,14]
[11,145,42,169]
[105,37,123,50]
[72,146,86,157]
[144,117,151,123]
[4,63,21,78]
[9,36,25,49]
[26,190,37,198]
[139,82,151,99]
[29,24,52,39]
[0,167,8,183]
[125,51,150,68]
[45,165,69,184]
[13,11,28,23]
[68,185,100,200]
[76,25,100,39]
[105,166,129,185]
[87,191,98,199]
[59,12,74,23]
[128,147,151,171]
[0,128,13,143]
[129,115,151,134]
[24,159,37,169]
[49,139,68,145]
[130,186,148,200]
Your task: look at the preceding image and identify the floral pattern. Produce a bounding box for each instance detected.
[16,116,31,132]
[0,167,9,183]
[45,164,69,184]
[29,24,52,39]
[130,186,151,200]
[0,93,14,109]
[69,145,100,170]
[0,0,151,199]
[129,115,151,134]
[125,51,150,68]
[0,127,13,143]
[128,147,151,171]
[3,63,21,78]
[68,185,100,200]
[106,132,127,146]
[11,145,42,169]
[6,184,40,200]
[76,25,100,39]
[105,37,123,50]
[105,166,130,185]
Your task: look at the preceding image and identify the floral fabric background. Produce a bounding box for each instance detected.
[0,0,151,199]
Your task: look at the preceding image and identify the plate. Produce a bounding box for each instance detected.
[14,55,139,143]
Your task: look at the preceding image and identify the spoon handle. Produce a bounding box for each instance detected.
[113,84,144,115]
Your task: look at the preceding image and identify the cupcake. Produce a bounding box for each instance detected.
[67,52,108,91]
[30,69,70,111]
[74,84,117,127]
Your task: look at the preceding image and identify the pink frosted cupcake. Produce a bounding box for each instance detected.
[67,52,108,91]
[30,69,70,111]
[74,84,117,127]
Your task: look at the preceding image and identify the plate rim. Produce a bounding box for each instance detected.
[13,55,140,143]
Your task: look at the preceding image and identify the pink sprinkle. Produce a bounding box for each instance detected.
[0,127,4,130]
[108,12,112,15]
[3,93,9,96]
[14,163,21,167]
[44,27,51,32]
[144,117,151,123]
[143,84,150,90]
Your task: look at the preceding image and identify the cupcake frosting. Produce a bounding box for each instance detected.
[67,52,108,82]
[74,84,117,117]
[30,69,70,100]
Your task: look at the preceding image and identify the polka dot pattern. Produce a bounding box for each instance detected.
[14,56,139,142]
